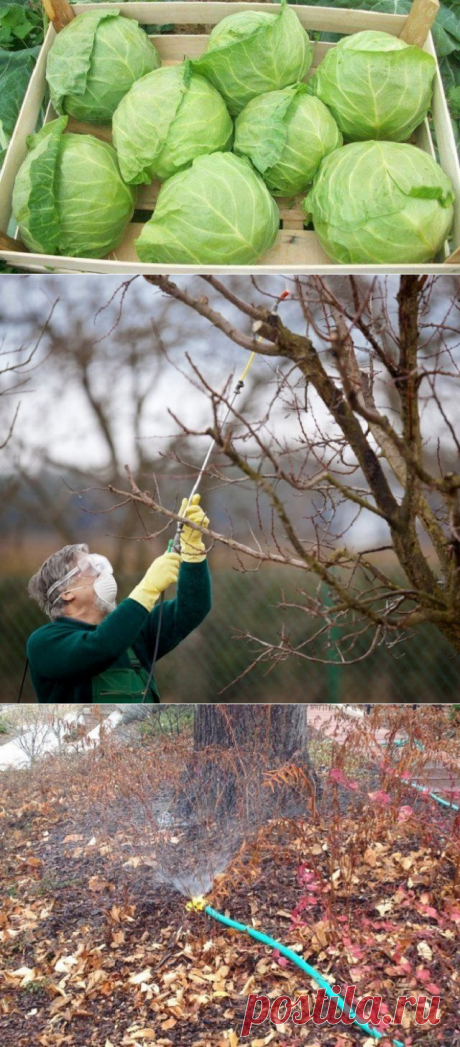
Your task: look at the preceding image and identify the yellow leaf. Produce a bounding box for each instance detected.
[129,969,152,986]
[49,996,72,1015]
[417,941,433,962]
[54,955,78,974]
[9,966,36,983]
[162,1018,177,1030]
[312,921,329,949]
[376,900,393,917]
[241,976,255,995]
[130,1031,156,1041]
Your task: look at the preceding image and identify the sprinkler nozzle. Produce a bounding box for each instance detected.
[186,896,206,912]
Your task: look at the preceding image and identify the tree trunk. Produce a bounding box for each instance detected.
[194,703,307,760]
[191,704,316,821]
[437,622,460,656]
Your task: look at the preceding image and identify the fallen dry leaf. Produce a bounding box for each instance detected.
[129,968,152,986]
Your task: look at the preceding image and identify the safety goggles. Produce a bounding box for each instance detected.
[47,553,113,604]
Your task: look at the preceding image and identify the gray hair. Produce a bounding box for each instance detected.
[28,544,89,620]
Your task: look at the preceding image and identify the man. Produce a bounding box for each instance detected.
[27,495,211,703]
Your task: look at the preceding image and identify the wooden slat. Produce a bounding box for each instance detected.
[447,247,460,265]
[138,184,306,225]
[0,246,457,276]
[43,0,74,32]
[424,36,460,260]
[74,2,408,37]
[400,0,439,46]
[264,229,331,265]
[147,33,332,67]
[0,23,55,233]
[108,222,333,265]
[413,118,449,260]
[65,116,112,142]
[0,231,25,251]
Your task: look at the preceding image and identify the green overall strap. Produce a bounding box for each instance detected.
[92,648,160,703]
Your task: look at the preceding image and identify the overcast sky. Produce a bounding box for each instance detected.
[1,274,292,472]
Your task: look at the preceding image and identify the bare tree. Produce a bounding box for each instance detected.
[104,275,460,668]
[0,297,57,455]
[194,703,307,756]
[0,280,200,572]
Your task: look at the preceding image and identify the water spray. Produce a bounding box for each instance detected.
[142,289,291,702]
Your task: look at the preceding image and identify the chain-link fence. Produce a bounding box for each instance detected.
[1,568,459,703]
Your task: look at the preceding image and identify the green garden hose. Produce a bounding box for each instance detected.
[190,902,405,1047]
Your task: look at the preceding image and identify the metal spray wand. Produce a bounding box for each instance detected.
[142,289,290,702]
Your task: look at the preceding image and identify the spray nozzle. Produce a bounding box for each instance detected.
[185,896,206,912]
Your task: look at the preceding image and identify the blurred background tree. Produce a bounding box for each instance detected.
[1,275,459,703]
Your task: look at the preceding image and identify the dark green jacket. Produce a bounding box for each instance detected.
[27,561,211,703]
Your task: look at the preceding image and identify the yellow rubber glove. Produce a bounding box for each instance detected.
[129,552,181,611]
[179,494,209,563]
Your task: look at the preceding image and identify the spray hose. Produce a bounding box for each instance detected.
[182,728,455,1043]
[379,736,459,813]
[185,898,404,1046]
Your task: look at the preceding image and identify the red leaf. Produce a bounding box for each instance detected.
[368,790,391,805]
[420,905,439,919]
[328,767,359,791]
[397,805,414,822]
[426,983,442,995]
[416,967,431,984]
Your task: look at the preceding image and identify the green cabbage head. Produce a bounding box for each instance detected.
[234,83,342,197]
[112,62,233,185]
[313,30,436,141]
[136,152,279,265]
[192,0,312,116]
[46,10,160,124]
[303,141,454,265]
[12,117,136,258]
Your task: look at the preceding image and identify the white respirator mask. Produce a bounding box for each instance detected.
[47,552,118,611]
[93,567,118,609]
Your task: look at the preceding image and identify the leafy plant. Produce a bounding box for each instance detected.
[46,9,160,124]
[296,0,460,143]
[112,62,233,185]
[234,82,342,196]
[313,30,436,141]
[0,2,42,51]
[136,151,279,265]
[304,139,455,263]
[193,0,313,115]
[0,0,41,164]
[0,713,10,733]
[13,116,136,258]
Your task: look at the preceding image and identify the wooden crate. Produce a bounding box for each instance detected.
[0,0,459,274]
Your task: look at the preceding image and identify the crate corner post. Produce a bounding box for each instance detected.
[42,0,75,33]
[400,0,440,47]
